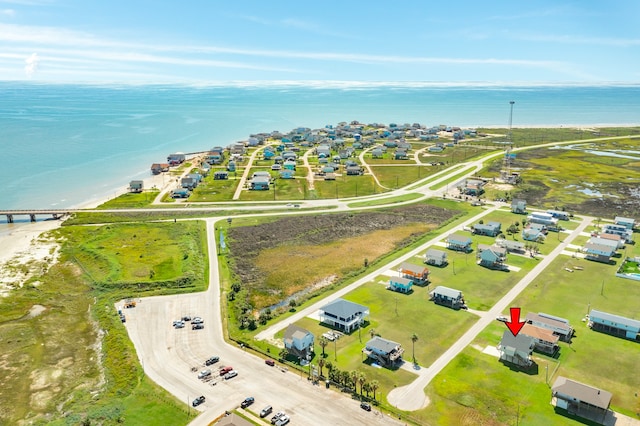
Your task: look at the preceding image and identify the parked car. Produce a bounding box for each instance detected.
[240,397,255,408]
[220,366,233,376]
[197,369,211,379]
[173,320,185,328]
[496,315,508,322]
[181,315,192,322]
[192,396,205,407]
[360,401,372,411]
[275,415,290,426]
[270,412,285,424]
[192,317,204,324]
[224,370,238,380]
[265,359,275,366]
[205,356,220,366]
[192,323,204,330]
[260,405,273,418]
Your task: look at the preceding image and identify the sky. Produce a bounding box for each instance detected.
[1,0,639,84]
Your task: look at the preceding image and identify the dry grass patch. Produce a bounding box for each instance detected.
[253,224,432,306]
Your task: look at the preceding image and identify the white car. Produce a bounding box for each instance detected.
[275,415,290,426]
[224,370,238,380]
[197,369,212,379]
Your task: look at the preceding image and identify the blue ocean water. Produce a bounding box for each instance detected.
[1,82,639,210]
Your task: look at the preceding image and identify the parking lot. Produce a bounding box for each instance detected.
[122,272,402,426]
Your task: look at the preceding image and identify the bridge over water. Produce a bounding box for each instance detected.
[0,210,74,223]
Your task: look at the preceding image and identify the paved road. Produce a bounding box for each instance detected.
[386,215,593,410]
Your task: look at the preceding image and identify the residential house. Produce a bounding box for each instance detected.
[282,151,297,161]
[167,152,186,166]
[546,210,570,221]
[279,170,294,179]
[445,233,472,252]
[473,221,502,237]
[498,330,535,368]
[522,226,545,242]
[526,312,573,342]
[602,224,633,243]
[318,299,369,333]
[583,242,615,264]
[614,216,635,230]
[462,178,486,196]
[263,150,276,160]
[129,180,143,193]
[429,286,465,309]
[283,160,296,171]
[551,376,612,425]
[520,323,559,355]
[346,165,363,175]
[597,233,624,249]
[371,148,383,158]
[477,244,507,269]
[362,337,404,367]
[227,160,236,172]
[528,212,559,228]
[394,149,408,160]
[150,163,169,174]
[250,176,271,190]
[388,276,413,294]
[283,324,314,360]
[171,188,190,199]
[424,248,448,266]
[511,199,527,214]
[324,173,336,181]
[588,309,640,341]
[398,262,430,284]
[214,171,229,180]
[495,239,526,253]
[181,177,197,189]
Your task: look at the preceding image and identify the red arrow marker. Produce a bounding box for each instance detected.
[505,307,526,337]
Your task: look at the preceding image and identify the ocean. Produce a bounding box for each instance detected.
[1,82,639,211]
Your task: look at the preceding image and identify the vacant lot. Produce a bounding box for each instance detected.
[226,204,461,311]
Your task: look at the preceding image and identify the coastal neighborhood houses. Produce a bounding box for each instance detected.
[551,377,613,425]
[362,336,404,368]
[318,299,369,333]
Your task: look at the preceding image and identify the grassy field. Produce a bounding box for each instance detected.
[60,222,208,294]
[0,222,201,425]
[97,190,160,209]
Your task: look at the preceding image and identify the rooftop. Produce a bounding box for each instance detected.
[552,376,612,410]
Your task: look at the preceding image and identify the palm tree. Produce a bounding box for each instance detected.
[318,336,329,357]
[411,333,419,364]
[318,358,325,378]
[350,370,358,391]
[370,380,379,400]
[325,361,333,379]
[369,328,376,339]
[362,382,372,397]
[357,371,367,395]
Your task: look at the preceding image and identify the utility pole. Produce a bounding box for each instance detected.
[508,101,515,146]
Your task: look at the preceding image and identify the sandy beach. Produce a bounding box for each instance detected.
[0,154,203,296]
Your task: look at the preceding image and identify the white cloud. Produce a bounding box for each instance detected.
[24,52,38,76]
[0,8,14,16]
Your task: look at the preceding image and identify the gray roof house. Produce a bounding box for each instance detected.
[129,180,144,193]
[283,324,315,360]
[445,233,473,252]
[552,376,612,424]
[498,330,535,369]
[473,221,502,237]
[429,286,465,310]
[318,299,369,333]
[511,199,527,214]
[424,248,448,266]
[362,336,404,368]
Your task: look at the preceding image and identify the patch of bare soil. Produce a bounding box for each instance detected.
[227,204,459,304]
